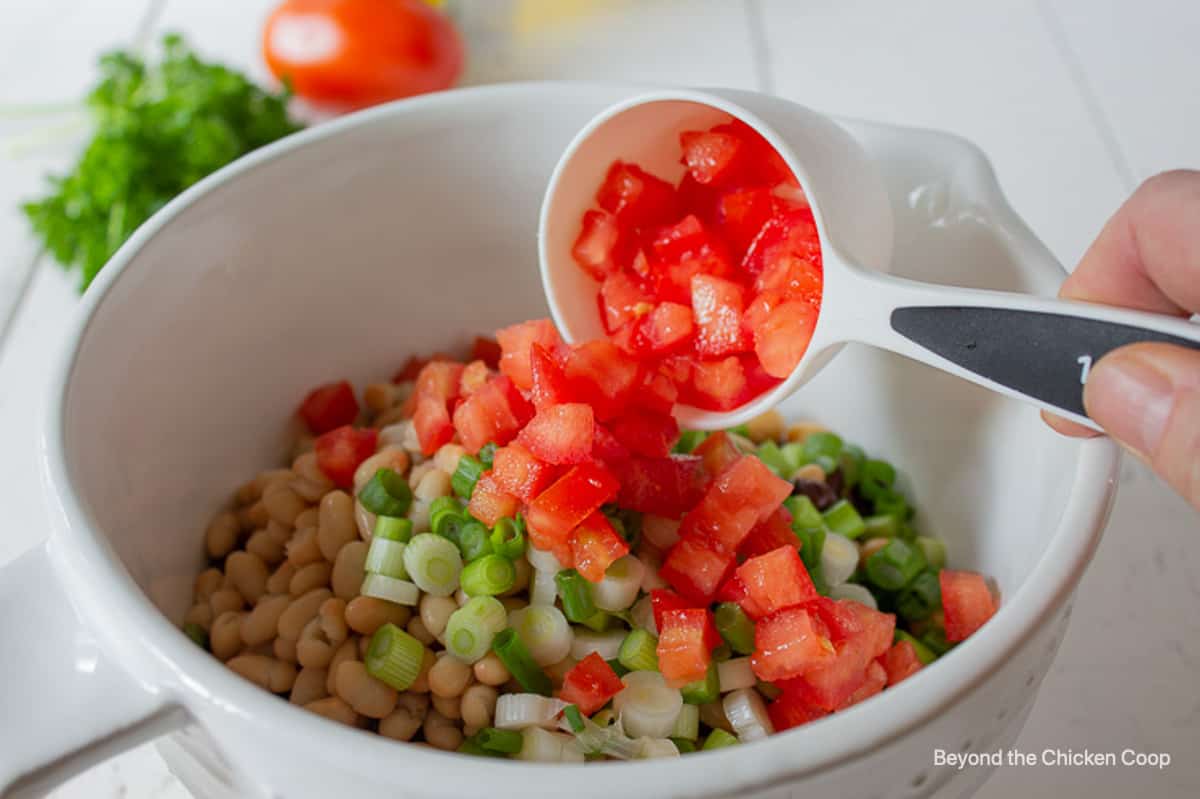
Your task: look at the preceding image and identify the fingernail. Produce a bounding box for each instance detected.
[1084,353,1173,455]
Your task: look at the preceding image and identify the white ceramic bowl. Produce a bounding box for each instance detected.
[0,83,1119,799]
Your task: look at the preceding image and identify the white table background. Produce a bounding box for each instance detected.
[1,1,1197,797]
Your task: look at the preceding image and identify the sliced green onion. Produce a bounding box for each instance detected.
[606,658,630,677]
[571,628,626,661]
[714,603,755,656]
[820,532,859,587]
[860,457,896,491]
[460,554,516,597]
[755,440,790,476]
[360,573,421,605]
[476,726,524,754]
[716,657,756,692]
[915,536,946,570]
[578,611,612,633]
[555,569,597,623]
[829,581,878,609]
[726,423,751,438]
[779,441,806,474]
[591,555,644,612]
[490,517,526,560]
[374,515,413,542]
[478,442,498,469]
[618,628,659,672]
[365,623,425,690]
[671,737,697,754]
[702,729,739,749]
[679,661,720,705]
[822,499,866,540]
[402,533,463,596]
[802,431,843,462]
[496,693,569,729]
[357,467,413,517]
[863,514,900,538]
[673,430,708,454]
[452,454,485,499]
[183,622,208,649]
[364,537,407,579]
[784,494,824,530]
[712,643,732,662]
[429,495,466,544]
[446,596,508,663]
[509,604,573,666]
[672,703,700,740]
[613,671,683,738]
[839,444,865,488]
[722,688,774,742]
[458,519,493,561]
[872,488,911,520]
[563,704,585,733]
[458,737,504,757]
[894,630,939,665]
[516,727,584,762]
[896,569,942,622]
[492,628,553,695]
[920,626,955,656]
[865,538,927,591]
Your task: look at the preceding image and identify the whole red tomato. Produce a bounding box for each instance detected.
[263,0,464,108]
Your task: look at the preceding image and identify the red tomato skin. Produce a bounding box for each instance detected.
[680,455,793,553]
[751,606,835,683]
[314,425,378,489]
[882,640,924,686]
[262,0,463,108]
[466,472,520,527]
[715,573,768,620]
[939,570,997,642]
[516,403,595,465]
[658,536,735,605]
[607,407,679,458]
[649,589,692,632]
[559,653,624,715]
[807,597,865,642]
[739,505,798,559]
[496,319,564,393]
[524,462,619,550]
[608,455,707,518]
[591,422,632,463]
[470,336,502,369]
[735,544,818,618]
[298,380,360,434]
[569,512,630,583]
[657,608,719,684]
[767,691,829,732]
[490,443,556,502]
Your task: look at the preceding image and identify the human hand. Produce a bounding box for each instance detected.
[1044,170,1200,511]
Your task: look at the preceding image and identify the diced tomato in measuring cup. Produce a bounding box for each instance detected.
[680,455,792,553]
[680,129,745,186]
[298,380,359,434]
[559,653,624,715]
[640,302,694,354]
[691,274,750,358]
[467,471,520,528]
[736,544,817,617]
[751,606,835,682]
[717,186,775,258]
[490,443,556,502]
[693,430,741,477]
[657,608,721,684]
[658,536,735,605]
[742,209,821,277]
[940,570,997,642]
[569,511,630,583]
[572,210,627,281]
[496,319,564,392]
[562,340,640,420]
[609,455,707,518]
[452,376,522,454]
[608,407,679,458]
[596,161,678,229]
[599,272,652,333]
[752,300,820,379]
[524,462,619,551]
[882,639,924,686]
[767,690,829,732]
[739,506,798,559]
[517,403,595,465]
[314,425,378,489]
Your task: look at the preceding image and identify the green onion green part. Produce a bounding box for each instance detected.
[430,496,466,545]
[579,611,612,633]
[452,455,486,499]
[563,704,585,733]
[865,538,927,591]
[357,467,413,517]
[445,596,508,663]
[755,440,791,476]
[364,537,408,579]
[863,514,900,539]
[458,519,493,561]
[679,661,719,704]
[183,622,208,649]
[896,570,942,622]
[894,630,939,665]
[374,515,413,542]
[459,554,517,597]
[784,494,825,530]
[555,569,597,623]
[671,737,697,753]
[492,628,553,696]
[476,726,524,754]
[702,729,739,750]
[673,430,708,454]
[714,603,756,655]
[606,658,630,677]
[478,442,498,469]
[618,628,659,672]
[822,499,866,540]
[915,536,946,570]
[365,623,425,690]
[802,431,843,463]
[490,517,526,560]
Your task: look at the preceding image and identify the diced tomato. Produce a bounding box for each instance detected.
[688,356,747,410]
[736,545,817,618]
[714,119,798,187]
[599,272,652,332]
[524,462,619,553]
[767,690,828,732]
[452,376,522,454]
[940,570,997,642]
[680,455,792,553]
[807,597,865,643]
[845,600,897,660]
[569,512,630,583]
[839,660,887,709]
[470,336,502,369]
[591,422,631,462]
[754,251,822,306]
[640,302,694,354]
[651,216,732,281]
[675,173,724,227]
[528,343,573,411]
[737,352,783,404]
[608,407,679,458]
[691,274,750,357]
[458,360,490,396]
[739,506,798,559]
[562,340,640,420]
[413,361,464,456]
[517,403,595,465]
[496,374,534,426]
[392,355,428,384]
[751,606,835,682]
[609,455,707,518]
[752,300,819,379]
[693,430,741,477]
[680,129,744,186]
[610,319,649,357]
[658,536,735,605]
[572,209,627,281]
[788,602,896,710]
[298,380,360,435]
[466,471,520,527]
[595,161,678,229]
[496,319,564,392]
[657,608,720,684]
[636,371,680,415]
[490,443,556,502]
[741,209,821,276]
[882,640,924,686]
[718,186,775,258]
[649,589,692,632]
[559,653,624,715]
[314,425,378,490]
[715,573,768,620]
[416,360,463,402]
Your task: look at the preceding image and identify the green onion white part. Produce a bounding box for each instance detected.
[524,545,564,573]
[529,568,559,606]
[829,581,878,608]
[636,738,681,759]
[360,573,420,606]
[613,671,684,738]
[508,604,572,666]
[364,538,407,579]
[638,553,669,592]
[671,703,700,740]
[629,596,656,636]
[402,533,462,596]
[722,688,775,742]
[494,694,569,730]
[444,596,508,663]
[590,555,644,612]
[570,628,627,661]
[617,628,658,672]
[716,657,757,692]
[820,531,859,587]
[516,728,585,763]
[640,515,680,550]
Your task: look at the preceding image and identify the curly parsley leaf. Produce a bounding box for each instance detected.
[22,34,304,292]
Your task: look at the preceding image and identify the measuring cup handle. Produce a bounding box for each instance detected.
[846,273,1200,430]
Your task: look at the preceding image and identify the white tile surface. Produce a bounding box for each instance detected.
[0,1,1197,797]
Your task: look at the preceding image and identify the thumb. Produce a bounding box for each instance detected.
[1084,341,1200,511]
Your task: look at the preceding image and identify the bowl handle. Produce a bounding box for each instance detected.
[0,544,187,799]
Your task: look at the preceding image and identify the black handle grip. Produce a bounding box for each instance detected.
[890,306,1200,418]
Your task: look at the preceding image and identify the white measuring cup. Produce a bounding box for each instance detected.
[538,88,1200,431]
